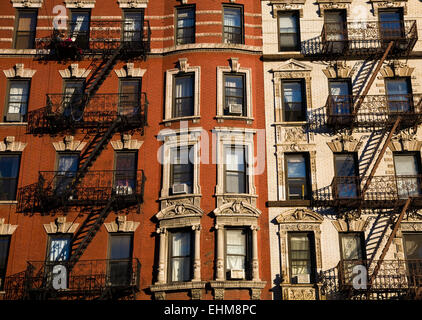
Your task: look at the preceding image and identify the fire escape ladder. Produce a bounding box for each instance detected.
[67,198,115,268]
[352,41,394,117]
[368,197,412,286]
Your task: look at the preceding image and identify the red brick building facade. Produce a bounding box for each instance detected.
[0,0,271,300]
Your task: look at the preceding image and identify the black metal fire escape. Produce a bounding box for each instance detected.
[307,19,422,299]
[5,19,151,300]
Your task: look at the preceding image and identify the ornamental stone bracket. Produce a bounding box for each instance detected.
[268,0,305,18]
[323,62,354,79]
[0,218,18,235]
[3,64,36,78]
[111,134,144,150]
[379,61,414,79]
[370,0,408,16]
[64,0,95,8]
[10,0,43,8]
[118,0,148,8]
[52,136,87,152]
[59,64,91,79]
[104,215,140,233]
[388,132,422,152]
[43,217,79,234]
[0,136,27,152]
[209,280,267,300]
[331,217,370,232]
[316,0,352,17]
[114,63,146,78]
[327,134,363,153]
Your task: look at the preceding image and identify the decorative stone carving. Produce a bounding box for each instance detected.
[332,218,370,232]
[118,0,148,8]
[52,136,87,152]
[214,288,224,300]
[327,134,362,153]
[150,281,206,300]
[43,217,79,234]
[64,0,95,8]
[276,208,324,224]
[111,134,144,150]
[379,61,414,78]
[154,291,166,300]
[114,63,146,78]
[214,200,261,218]
[323,62,354,79]
[191,289,202,300]
[104,215,140,233]
[3,64,36,78]
[156,203,203,221]
[276,126,309,144]
[269,0,305,18]
[283,286,316,300]
[0,218,17,235]
[59,64,91,79]
[0,136,27,152]
[251,288,262,300]
[10,0,43,8]
[178,58,189,73]
[316,0,351,17]
[370,0,407,16]
[209,280,266,300]
[388,132,422,152]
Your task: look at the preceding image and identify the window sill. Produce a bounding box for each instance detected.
[159,193,202,202]
[0,122,27,126]
[267,200,311,207]
[215,115,254,124]
[0,201,18,205]
[216,193,258,198]
[273,121,307,126]
[150,280,207,292]
[209,280,266,290]
[0,49,37,55]
[162,116,200,126]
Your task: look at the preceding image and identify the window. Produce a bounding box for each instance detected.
[394,153,422,198]
[176,6,195,45]
[169,230,192,282]
[70,10,90,49]
[278,11,300,51]
[288,232,316,284]
[224,145,248,194]
[403,233,422,286]
[324,10,347,53]
[223,6,243,44]
[47,234,71,262]
[119,79,141,116]
[385,78,412,113]
[281,80,306,122]
[285,153,309,200]
[5,80,30,122]
[108,233,133,286]
[114,152,137,195]
[339,232,365,261]
[224,73,246,116]
[0,236,11,290]
[226,228,251,280]
[14,10,37,49]
[123,11,144,43]
[379,9,404,40]
[334,153,359,199]
[170,146,193,195]
[62,80,84,117]
[173,73,194,118]
[0,154,21,201]
[55,153,79,195]
[328,80,352,115]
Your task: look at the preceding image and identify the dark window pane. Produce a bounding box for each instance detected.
[282,81,305,121]
[334,153,358,198]
[286,154,308,200]
[0,236,10,290]
[329,81,352,115]
[70,12,90,49]
[176,7,195,44]
[278,12,299,51]
[0,155,20,200]
[379,10,404,39]
[119,80,141,115]
[55,154,78,195]
[173,75,194,117]
[115,153,137,194]
[109,234,133,286]
[386,79,411,113]
[123,12,143,42]
[15,11,37,49]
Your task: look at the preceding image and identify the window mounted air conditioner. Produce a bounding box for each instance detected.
[6,113,23,122]
[172,183,188,194]
[293,274,311,284]
[230,269,245,280]
[228,103,243,115]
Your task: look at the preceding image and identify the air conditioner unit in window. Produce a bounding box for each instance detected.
[172,183,188,194]
[228,103,243,115]
[6,113,22,122]
[293,274,311,284]
[230,269,245,280]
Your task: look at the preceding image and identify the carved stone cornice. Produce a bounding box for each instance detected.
[276,208,323,224]
[52,136,86,152]
[327,134,362,153]
[10,0,43,8]
[3,64,36,78]
[114,63,146,78]
[43,217,79,234]
[323,62,354,79]
[331,218,370,232]
[316,0,352,17]
[0,136,27,152]
[214,200,261,218]
[111,134,143,150]
[59,64,91,79]
[156,203,203,222]
[0,218,17,235]
[281,284,317,300]
[370,0,408,16]
[104,215,140,233]
[388,132,422,152]
[269,0,306,18]
[379,61,414,78]
[64,0,95,8]
[118,0,148,8]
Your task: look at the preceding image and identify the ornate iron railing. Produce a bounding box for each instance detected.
[313,175,422,208]
[17,170,145,213]
[302,20,417,57]
[320,259,422,300]
[326,94,422,128]
[3,259,141,300]
[27,92,148,134]
[35,19,151,59]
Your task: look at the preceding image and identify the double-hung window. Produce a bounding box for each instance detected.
[328,80,352,116]
[169,230,192,282]
[123,11,144,43]
[285,153,309,200]
[55,153,79,196]
[334,153,359,199]
[278,11,300,51]
[173,73,194,118]
[288,232,316,284]
[47,234,71,262]
[119,79,141,116]
[170,146,193,195]
[0,236,11,290]
[70,10,90,49]
[176,6,195,45]
[393,152,422,198]
[62,80,84,118]
[224,145,248,194]
[223,6,243,44]
[14,10,37,49]
[379,9,404,40]
[224,73,246,116]
[114,152,137,195]
[108,233,133,286]
[226,228,251,280]
[0,154,21,201]
[385,77,412,113]
[5,80,30,122]
[282,80,306,122]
